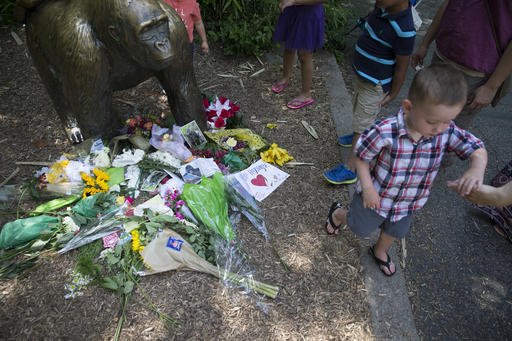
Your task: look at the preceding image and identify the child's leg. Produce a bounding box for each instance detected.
[349,78,385,170]
[278,48,296,84]
[373,231,396,275]
[345,133,361,171]
[372,214,412,275]
[297,50,313,99]
[325,205,347,234]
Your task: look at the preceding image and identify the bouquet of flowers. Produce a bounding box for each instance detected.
[126,113,167,138]
[203,96,240,129]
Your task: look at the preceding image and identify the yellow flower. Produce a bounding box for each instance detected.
[266,123,277,129]
[81,168,110,198]
[46,160,70,184]
[131,229,143,252]
[260,143,294,166]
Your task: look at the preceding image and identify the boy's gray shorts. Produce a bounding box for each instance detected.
[347,192,412,239]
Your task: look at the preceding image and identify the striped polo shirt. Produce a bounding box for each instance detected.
[353,5,416,93]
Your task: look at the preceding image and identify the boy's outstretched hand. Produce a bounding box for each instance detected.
[448,148,487,196]
[447,170,484,197]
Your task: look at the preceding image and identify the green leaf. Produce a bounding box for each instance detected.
[150,214,179,224]
[106,253,120,266]
[144,222,162,231]
[102,277,119,291]
[123,281,135,294]
[30,239,49,251]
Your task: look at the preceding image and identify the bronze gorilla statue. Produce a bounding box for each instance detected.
[17,0,206,143]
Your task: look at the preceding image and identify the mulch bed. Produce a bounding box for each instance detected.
[0,26,371,340]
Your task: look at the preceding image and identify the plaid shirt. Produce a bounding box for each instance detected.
[355,110,484,222]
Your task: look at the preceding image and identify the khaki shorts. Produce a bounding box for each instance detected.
[352,77,387,134]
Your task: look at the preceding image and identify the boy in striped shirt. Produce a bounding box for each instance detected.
[324,0,416,184]
[324,64,487,276]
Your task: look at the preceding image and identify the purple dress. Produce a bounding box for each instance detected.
[273,4,325,52]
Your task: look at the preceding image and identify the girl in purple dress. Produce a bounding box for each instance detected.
[271,0,325,110]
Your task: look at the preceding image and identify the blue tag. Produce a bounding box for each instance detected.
[166,237,184,251]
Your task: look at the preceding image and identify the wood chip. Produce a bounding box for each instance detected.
[284,161,314,167]
[301,120,319,139]
[15,161,53,166]
[250,68,265,78]
[11,31,23,45]
[217,73,238,78]
[0,167,19,187]
[202,84,221,91]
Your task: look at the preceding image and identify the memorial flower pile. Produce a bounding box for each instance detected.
[0,97,301,339]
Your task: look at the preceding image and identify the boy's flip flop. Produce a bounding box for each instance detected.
[271,81,289,94]
[369,246,396,276]
[286,97,315,110]
[325,202,344,235]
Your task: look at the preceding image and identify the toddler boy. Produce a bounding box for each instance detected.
[324,64,487,276]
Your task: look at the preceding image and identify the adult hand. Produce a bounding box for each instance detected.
[448,181,498,206]
[468,84,496,110]
[411,45,428,69]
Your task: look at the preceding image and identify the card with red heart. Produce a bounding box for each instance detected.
[234,160,289,201]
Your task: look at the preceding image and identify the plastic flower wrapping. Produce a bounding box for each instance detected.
[203,96,240,129]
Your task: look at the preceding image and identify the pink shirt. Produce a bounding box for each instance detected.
[436,0,512,75]
[165,0,202,42]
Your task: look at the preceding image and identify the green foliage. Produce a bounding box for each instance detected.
[201,0,278,56]
[0,0,15,25]
[200,0,353,56]
[324,1,353,51]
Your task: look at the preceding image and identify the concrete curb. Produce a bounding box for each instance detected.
[319,52,419,340]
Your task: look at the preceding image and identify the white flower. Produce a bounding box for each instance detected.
[62,216,80,233]
[92,147,111,168]
[112,149,145,167]
[146,150,182,169]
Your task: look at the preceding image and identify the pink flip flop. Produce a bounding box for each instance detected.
[286,97,315,110]
[271,81,289,94]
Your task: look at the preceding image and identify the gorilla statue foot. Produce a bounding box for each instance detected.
[65,127,84,144]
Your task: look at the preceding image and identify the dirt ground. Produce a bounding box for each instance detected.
[0,26,372,340]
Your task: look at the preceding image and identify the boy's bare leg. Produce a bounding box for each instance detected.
[374,231,396,275]
[325,207,347,234]
[298,50,313,99]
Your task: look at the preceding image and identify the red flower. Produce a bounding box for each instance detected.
[214,118,226,128]
[219,108,231,118]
